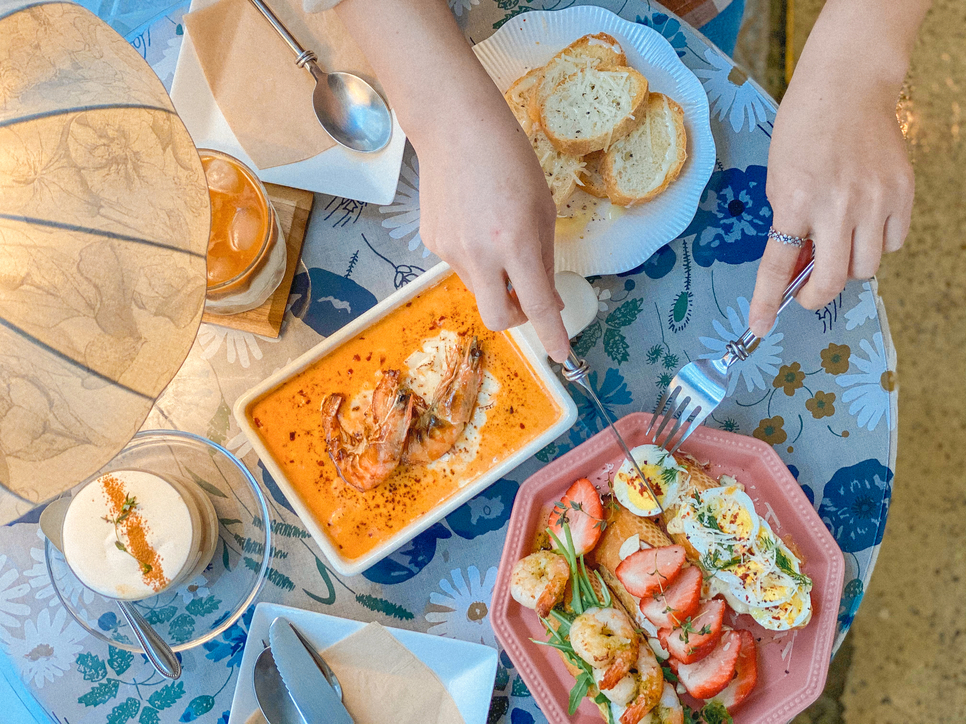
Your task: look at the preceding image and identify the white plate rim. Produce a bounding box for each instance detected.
[227,602,500,724]
[170,0,407,205]
[473,6,716,276]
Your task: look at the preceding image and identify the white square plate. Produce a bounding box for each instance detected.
[228,602,499,724]
[170,0,407,205]
[233,263,578,577]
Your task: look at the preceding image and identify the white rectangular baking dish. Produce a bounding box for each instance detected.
[234,263,578,576]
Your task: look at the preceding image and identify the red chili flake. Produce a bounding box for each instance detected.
[289,432,296,441]
[254,418,263,428]
[353,354,361,362]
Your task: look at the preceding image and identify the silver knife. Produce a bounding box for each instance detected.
[268,617,354,724]
[561,351,664,515]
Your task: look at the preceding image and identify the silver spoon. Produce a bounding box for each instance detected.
[254,637,343,724]
[247,0,392,153]
[40,498,182,680]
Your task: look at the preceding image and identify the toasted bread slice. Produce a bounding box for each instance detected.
[602,93,688,206]
[504,67,542,134]
[591,502,673,620]
[576,150,608,198]
[539,65,649,156]
[527,32,626,124]
[528,127,585,211]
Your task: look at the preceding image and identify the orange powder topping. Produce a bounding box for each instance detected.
[101,474,169,593]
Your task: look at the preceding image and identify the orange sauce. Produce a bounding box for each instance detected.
[248,275,563,560]
[201,153,271,290]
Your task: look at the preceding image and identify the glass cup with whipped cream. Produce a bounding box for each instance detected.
[60,469,219,601]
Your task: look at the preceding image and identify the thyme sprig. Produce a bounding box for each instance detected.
[102,495,153,575]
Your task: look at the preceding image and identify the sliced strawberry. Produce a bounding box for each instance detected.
[640,565,702,629]
[659,598,726,664]
[676,630,741,700]
[712,629,758,711]
[615,545,686,598]
[547,478,604,555]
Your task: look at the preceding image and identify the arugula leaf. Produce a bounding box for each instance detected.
[568,671,593,715]
[594,693,617,724]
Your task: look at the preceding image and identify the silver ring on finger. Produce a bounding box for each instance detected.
[767,226,808,247]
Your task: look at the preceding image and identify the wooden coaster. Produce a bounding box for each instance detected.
[202,182,314,338]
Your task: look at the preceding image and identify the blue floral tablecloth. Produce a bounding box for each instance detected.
[0,1,897,722]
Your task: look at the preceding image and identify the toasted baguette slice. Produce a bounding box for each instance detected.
[527,32,626,124]
[591,502,673,620]
[504,67,542,134]
[528,127,585,211]
[602,93,687,206]
[576,150,608,198]
[539,65,648,156]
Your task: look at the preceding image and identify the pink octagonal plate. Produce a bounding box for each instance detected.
[491,412,845,724]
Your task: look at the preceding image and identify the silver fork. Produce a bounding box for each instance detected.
[646,260,815,453]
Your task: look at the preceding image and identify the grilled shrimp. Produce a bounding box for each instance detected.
[615,644,665,724]
[322,370,414,492]
[403,337,483,464]
[509,551,570,618]
[569,607,640,690]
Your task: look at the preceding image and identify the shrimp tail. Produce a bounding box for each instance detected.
[618,673,664,724]
[534,573,567,618]
[599,641,640,691]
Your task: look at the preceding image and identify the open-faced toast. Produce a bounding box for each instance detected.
[602,93,688,206]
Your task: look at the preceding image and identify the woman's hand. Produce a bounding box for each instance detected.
[748,0,927,337]
[336,0,569,361]
[415,103,569,362]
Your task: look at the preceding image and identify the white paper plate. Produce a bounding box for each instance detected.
[228,602,499,724]
[473,6,715,276]
[170,0,406,205]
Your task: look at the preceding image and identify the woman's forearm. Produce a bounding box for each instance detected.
[336,0,510,146]
[794,0,930,98]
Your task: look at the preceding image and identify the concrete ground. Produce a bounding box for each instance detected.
[736,1,966,722]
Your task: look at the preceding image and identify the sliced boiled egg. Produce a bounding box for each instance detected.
[612,444,685,517]
[751,586,813,630]
[684,485,760,554]
[714,520,806,610]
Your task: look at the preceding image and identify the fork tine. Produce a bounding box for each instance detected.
[650,387,682,443]
[655,397,694,450]
[665,405,703,453]
[668,411,704,456]
[646,386,672,438]
[654,394,691,449]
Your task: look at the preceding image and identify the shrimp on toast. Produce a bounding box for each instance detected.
[570,606,640,690]
[322,370,414,492]
[404,337,483,464]
[510,550,570,618]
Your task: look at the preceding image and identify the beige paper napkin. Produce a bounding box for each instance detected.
[321,622,466,724]
[183,0,384,169]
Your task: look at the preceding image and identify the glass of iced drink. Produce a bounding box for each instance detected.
[200,149,287,314]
